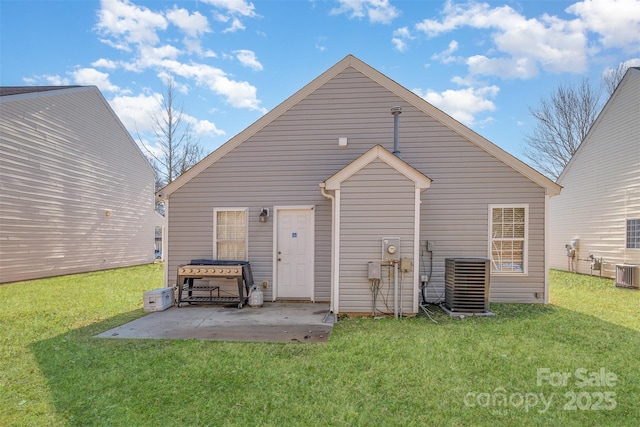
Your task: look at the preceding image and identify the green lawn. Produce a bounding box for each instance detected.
[1,265,638,426]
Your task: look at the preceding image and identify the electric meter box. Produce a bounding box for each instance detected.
[144,287,174,312]
[382,237,400,261]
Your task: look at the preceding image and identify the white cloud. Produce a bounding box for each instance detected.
[567,0,640,52]
[415,0,590,77]
[184,115,226,137]
[138,44,182,65]
[203,0,257,17]
[392,27,413,52]
[92,58,118,69]
[222,17,246,33]
[205,0,256,32]
[392,37,407,52]
[110,93,225,150]
[71,68,120,92]
[166,7,210,38]
[212,74,265,112]
[466,55,539,79]
[93,0,264,123]
[234,49,263,71]
[109,93,162,134]
[431,40,460,64]
[316,36,328,52]
[413,84,499,126]
[95,0,167,49]
[183,38,204,55]
[153,59,265,112]
[332,0,400,24]
[156,72,189,94]
[23,74,71,86]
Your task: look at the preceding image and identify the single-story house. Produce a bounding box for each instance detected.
[549,67,640,280]
[0,86,162,284]
[158,55,561,315]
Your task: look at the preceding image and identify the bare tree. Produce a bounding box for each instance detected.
[523,78,602,180]
[603,62,630,97]
[140,79,204,189]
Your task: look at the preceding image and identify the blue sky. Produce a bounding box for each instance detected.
[2,0,639,164]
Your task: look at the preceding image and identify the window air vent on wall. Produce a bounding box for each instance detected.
[615,264,639,289]
[445,258,491,313]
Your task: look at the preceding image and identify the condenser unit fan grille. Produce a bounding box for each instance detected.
[445,258,490,313]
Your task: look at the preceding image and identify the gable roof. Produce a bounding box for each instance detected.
[322,145,431,191]
[556,67,640,183]
[0,86,83,97]
[160,54,561,198]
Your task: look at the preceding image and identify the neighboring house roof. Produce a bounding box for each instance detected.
[556,67,640,183]
[0,86,82,97]
[159,54,561,197]
[322,144,432,191]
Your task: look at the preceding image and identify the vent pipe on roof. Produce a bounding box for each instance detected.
[391,106,402,157]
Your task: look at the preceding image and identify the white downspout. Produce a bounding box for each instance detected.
[544,193,550,304]
[413,188,421,314]
[394,261,399,318]
[320,183,336,313]
[161,197,169,288]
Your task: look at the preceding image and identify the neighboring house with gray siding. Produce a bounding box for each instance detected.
[549,67,640,278]
[0,86,161,284]
[159,55,561,315]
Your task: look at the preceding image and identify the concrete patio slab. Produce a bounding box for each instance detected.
[95,302,335,343]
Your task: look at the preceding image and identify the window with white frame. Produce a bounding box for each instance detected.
[627,219,640,249]
[214,208,247,260]
[489,205,528,274]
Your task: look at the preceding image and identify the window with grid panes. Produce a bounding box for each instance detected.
[627,219,640,249]
[490,205,527,274]
[214,209,247,260]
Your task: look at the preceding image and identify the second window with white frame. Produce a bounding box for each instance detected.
[214,208,247,260]
[489,205,528,274]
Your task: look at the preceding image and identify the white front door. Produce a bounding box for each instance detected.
[276,207,314,300]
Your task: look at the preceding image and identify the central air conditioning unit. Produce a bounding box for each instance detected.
[615,264,639,289]
[445,258,491,313]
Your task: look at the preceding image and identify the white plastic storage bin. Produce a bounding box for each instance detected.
[143,287,174,312]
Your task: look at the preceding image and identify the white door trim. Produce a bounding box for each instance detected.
[272,205,315,301]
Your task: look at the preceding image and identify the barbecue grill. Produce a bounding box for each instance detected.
[177,259,254,308]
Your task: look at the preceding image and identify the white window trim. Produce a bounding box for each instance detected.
[488,204,529,275]
[213,207,248,260]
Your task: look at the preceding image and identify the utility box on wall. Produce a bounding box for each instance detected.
[382,237,400,261]
[368,261,381,280]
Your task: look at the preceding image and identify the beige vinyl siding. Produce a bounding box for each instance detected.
[166,64,550,306]
[415,143,547,303]
[549,69,640,277]
[0,87,158,284]
[338,159,416,313]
